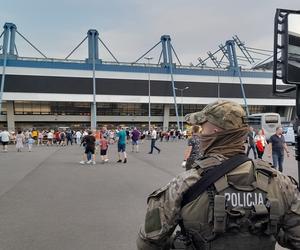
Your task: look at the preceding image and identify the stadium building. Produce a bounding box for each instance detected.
[0,23,295,131]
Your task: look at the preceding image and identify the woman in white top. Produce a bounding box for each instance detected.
[255,129,268,159]
[47,131,54,146]
[0,129,10,152]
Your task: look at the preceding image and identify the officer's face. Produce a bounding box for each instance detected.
[201,122,223,135]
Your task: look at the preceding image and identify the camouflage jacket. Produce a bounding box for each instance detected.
[137,155,300,250]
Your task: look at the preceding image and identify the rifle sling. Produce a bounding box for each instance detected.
[181,154,251,207]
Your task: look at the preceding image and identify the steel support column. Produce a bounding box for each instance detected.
[161,35,169,66]
[226,40,249,116]
[0,23,10,116]
[9,24,16,55]
[87,29,99,129]
[165,35,180,130]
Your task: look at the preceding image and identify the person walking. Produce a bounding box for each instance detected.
[59,131,66,146]
[15,130,25,152]
[117,126,127,163]
[31,128,38,141]
[66,129,73,146]
[24,130,30,144]
[75,130,82,145]
[181,125,201,170]
[0,129,10,152]
[47,130,53,146]
[95,129,101,152]
[54,130,60,145]
[246,126,257,159]
[80,133,91,162]
[99,135,109,164]
[131,127,140,153]
[137,100,300,250]
[27,135,35,152]
[109,130,115,144]
[159,131,164,142]
[37,130,44,146]
[140,131,146,144]
[255,129,267,159]
[268,126,290,172]
[79,130,96,165]
[148,127,161,154]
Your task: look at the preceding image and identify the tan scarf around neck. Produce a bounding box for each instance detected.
[200,126,249,158]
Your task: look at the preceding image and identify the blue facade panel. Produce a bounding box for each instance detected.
[0,58,272,79]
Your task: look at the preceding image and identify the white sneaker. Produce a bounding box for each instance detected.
[86,160,92,164]
[79,160,85,165]
[92,161,96,165]
[104,159,109,162]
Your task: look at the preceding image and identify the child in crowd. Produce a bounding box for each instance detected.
[100,135,109,163]
[27,135,35,152]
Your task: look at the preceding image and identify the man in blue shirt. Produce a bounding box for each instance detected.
[117,126,127,163]
[268,126,290,172]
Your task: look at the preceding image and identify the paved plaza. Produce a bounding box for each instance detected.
[0,140,297,250]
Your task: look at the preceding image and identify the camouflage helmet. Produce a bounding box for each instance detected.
[185,100,246,130]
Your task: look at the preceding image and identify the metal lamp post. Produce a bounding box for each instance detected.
[175,86,189,132]
[145,56,153,132]
[92,33,97,130]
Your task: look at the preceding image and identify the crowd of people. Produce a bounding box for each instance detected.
[0,124,291,172]
[78,126,187,165]
[179,124,290,174]
[0,126,189,166]
[0,100,298,249]
[246,126,290,172]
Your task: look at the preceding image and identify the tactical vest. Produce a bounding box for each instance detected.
[175,158,280,250]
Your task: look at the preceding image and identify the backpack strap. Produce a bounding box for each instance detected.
[181,154,251,207]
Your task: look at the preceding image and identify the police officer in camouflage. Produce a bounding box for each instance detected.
[137,100,300,250]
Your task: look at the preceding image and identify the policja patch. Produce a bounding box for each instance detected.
[223,190,267,208]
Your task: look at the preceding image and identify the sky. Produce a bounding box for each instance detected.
[0,0,299,66]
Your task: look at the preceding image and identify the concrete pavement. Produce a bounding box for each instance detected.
[0,140,296,249]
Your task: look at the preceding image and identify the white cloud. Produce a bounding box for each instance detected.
[0,0,300,65]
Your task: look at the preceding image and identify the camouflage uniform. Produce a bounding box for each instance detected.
[137,100,300,250]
